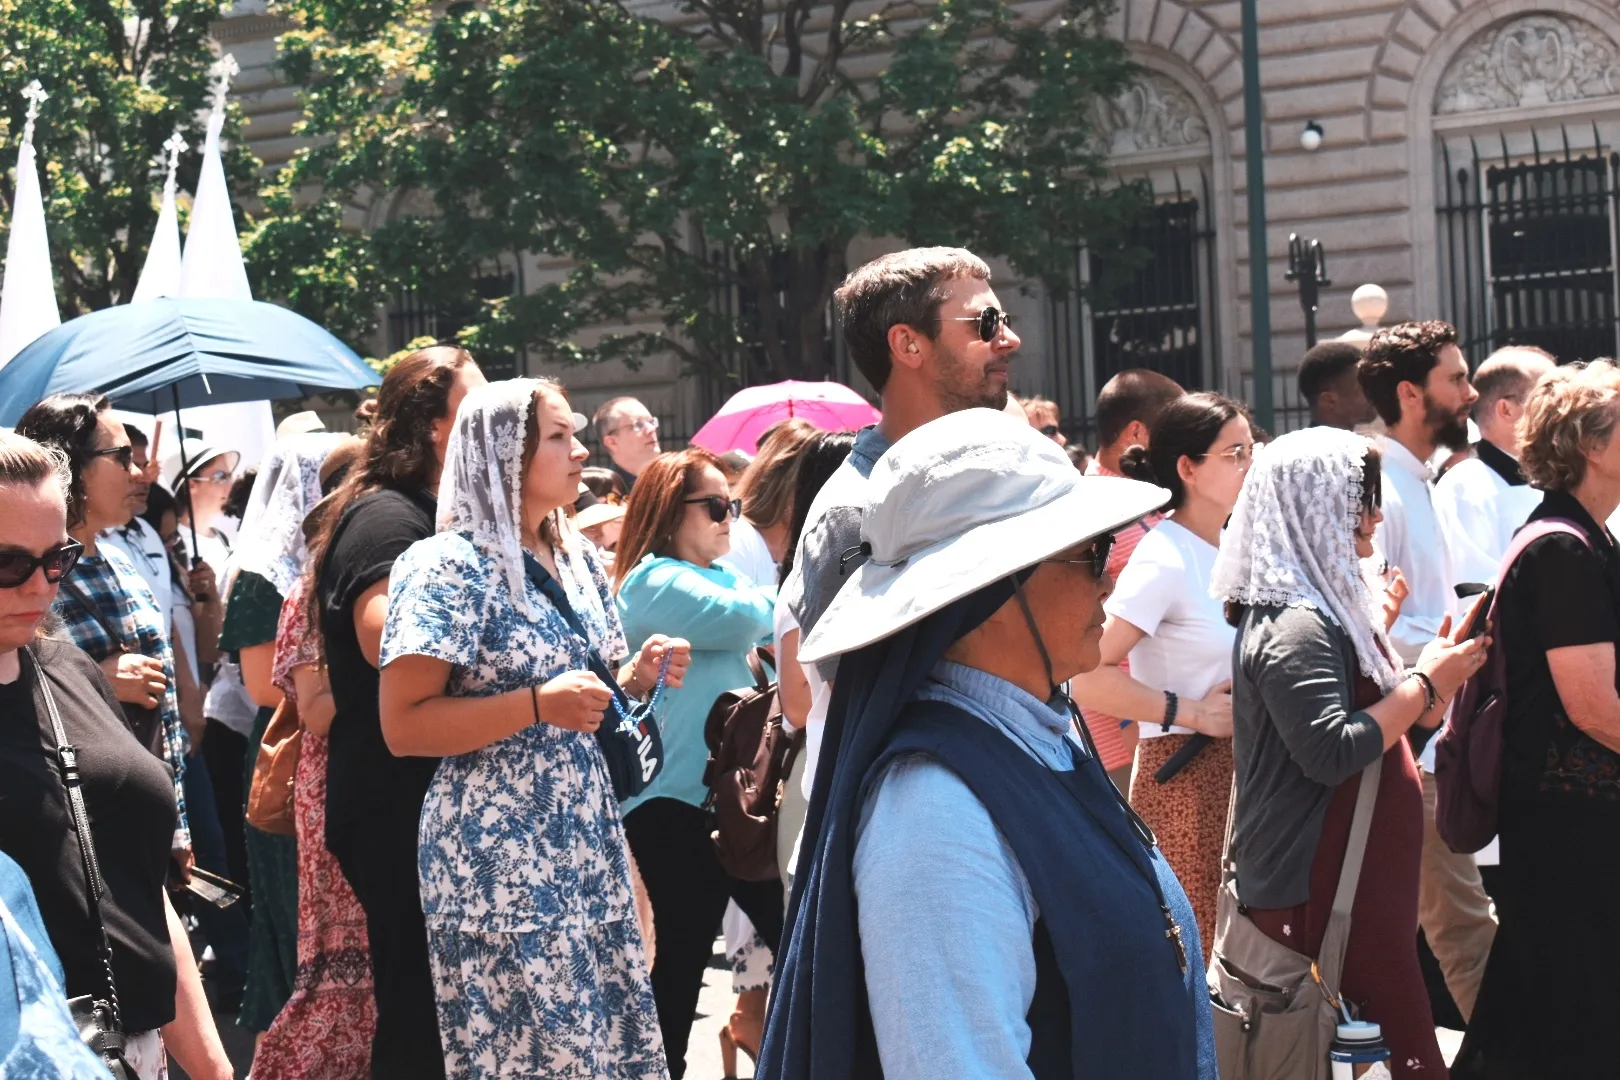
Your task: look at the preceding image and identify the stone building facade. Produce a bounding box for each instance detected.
[216,0,1620,441]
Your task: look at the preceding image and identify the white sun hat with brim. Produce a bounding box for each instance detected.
[162,438,241,492]
[576,501,626,531]
[798,408,1171,665]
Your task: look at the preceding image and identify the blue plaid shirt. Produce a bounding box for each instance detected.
[51,545,190,851]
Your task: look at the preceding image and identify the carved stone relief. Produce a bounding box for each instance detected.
[1436,14,1620,115]
[1092,71,1210,155]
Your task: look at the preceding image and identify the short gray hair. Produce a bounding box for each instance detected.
[835,247,992,393]
[1473,346,1556,421]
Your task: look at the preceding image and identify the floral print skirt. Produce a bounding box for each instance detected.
[1128,734,1233,964]
[427,917,668,1079]
[252,734,377,1078]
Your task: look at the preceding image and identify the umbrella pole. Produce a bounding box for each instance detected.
[172,384,200,567]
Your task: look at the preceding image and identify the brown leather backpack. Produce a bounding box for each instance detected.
[702,649,801,882]
[246,698,301,836]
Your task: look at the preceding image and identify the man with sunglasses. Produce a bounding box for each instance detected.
[592,396,662,491]
[776,246,1022,811]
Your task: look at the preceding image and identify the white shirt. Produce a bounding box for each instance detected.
[99,518,173,636]
[1373,437,1458,773]
[1104,518,1234,738]
[774,597,832,799]
[1433,448,1543,589]
[726,518,779,589]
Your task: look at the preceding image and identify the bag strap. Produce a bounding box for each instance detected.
[1495,519,1590,586]
[25,647,123,1031]
[1220,774,1238,885]
[1317,756,1382,993]
[520,553,629,710]
[746,647,775,692]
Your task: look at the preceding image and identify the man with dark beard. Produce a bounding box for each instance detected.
[1357,320,1497,1029]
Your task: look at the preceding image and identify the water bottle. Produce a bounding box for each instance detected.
[1329,1020,1392,1080]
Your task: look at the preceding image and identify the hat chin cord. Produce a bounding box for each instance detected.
[1010,576,1158,850]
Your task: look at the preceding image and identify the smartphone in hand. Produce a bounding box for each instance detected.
[1459,586,1495,641]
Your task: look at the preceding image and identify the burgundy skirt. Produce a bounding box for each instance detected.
[1245,735,1445,1078]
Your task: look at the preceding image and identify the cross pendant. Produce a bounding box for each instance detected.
[1163,912,1189,974]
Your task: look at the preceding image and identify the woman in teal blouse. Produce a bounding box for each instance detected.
[612,447,779,1079]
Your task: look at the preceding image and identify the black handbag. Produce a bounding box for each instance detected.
[520,554,665,802]
[26,647,138,1080]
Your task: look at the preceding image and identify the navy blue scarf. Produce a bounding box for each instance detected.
[758,580,1017,1078]
[757,575,1216,1079]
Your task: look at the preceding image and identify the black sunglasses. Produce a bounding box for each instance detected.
[951,306,1015,343]
[0,539,84,589]
[88,444,135,470]
[1038,424,1061,438]
[1046,533,1115,579]
[684,495,741,524]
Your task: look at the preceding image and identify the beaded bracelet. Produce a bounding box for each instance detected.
[1161,690,1180,733]
[1405,669,1439,714]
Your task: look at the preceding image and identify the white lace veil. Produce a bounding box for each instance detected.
[1209,425,1401,691]
[437,378,582,621]
[230,432,346,597]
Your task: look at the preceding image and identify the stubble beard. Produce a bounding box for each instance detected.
[935,343,1009,414]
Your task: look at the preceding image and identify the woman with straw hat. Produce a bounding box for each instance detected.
[758,408,1217,1080]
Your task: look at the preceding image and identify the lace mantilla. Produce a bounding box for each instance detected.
[437,378,584,621]
[1209,426,1401,691]
[230,433,346,597]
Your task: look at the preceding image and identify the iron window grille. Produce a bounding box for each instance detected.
[1049,172,1222,448]
[1438,130,1618,367]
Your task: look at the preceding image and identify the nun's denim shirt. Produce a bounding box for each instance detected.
[852,660,1084,1080]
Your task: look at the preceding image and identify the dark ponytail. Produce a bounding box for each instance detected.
[1115,391,1244,511]
[1116,444,1157,485]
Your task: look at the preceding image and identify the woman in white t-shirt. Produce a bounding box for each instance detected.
[1068,391,1252,958]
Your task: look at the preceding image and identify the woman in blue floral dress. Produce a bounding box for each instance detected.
[378,378,688,1079]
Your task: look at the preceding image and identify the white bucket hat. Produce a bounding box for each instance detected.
[798,408,1170,664]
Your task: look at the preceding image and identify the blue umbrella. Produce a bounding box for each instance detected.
[0,297,377,425]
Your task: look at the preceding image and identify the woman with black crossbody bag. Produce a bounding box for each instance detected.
[0,426,233,1079]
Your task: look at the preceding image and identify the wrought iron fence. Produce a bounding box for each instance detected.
[1438,130,1620,367]
[1048,172,1222,448]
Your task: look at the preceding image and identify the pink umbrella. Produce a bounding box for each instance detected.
[690,380,881,454]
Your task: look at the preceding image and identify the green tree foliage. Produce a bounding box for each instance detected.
[253,0,1145,381]
[0,0,259,314]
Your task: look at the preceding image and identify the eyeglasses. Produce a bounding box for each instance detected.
[950,306,1015,343]
[1195,444,1255,469]
[189,469,233,485]
[0,539,84,589]
[87,445,135,470]
[684,495,741,524]
[610,417,660,438]
[1038,425,1061,438]
[1045,533,1115,579]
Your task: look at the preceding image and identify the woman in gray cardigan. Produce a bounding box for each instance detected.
[1210,427,1484,1079]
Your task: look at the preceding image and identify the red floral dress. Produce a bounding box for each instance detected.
[254,578,377,1078]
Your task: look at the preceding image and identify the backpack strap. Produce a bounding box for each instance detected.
[747,647,775,692]
[1495,518,1591,586]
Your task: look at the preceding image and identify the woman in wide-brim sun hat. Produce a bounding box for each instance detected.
[758,407,1217,1080]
